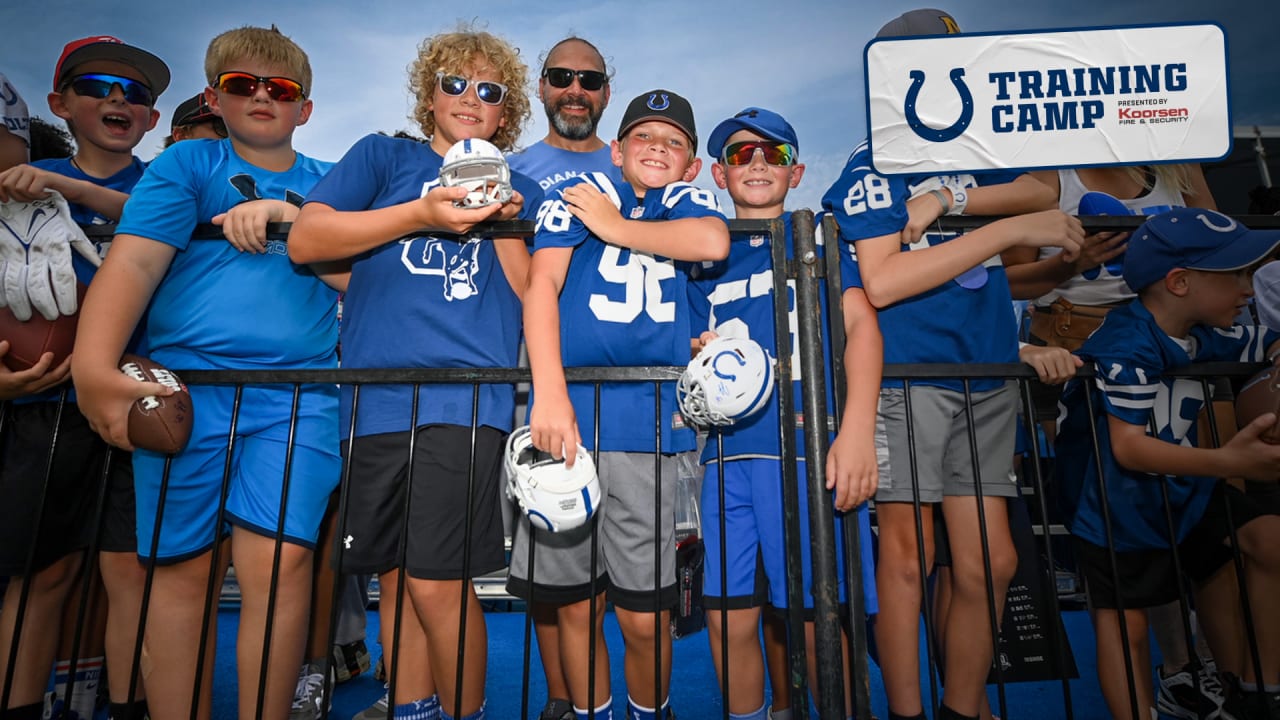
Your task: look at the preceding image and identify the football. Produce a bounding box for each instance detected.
[0,283,86,372]
[119,354,194,454]
[1235,357,1280,444]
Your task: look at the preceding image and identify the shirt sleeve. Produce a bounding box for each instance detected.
[115,143,203,251]
[820,146,910,243]
[303,134,385,211]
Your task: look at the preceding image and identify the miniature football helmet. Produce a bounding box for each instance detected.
[677,336,774,427]
[439,138,513,208]
[505,425,602,533]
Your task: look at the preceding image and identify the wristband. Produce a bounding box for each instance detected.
[947,186,969,216]
[928,189,952,215]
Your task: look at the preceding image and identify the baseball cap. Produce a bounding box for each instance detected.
[1122,207,1280,291]
[54,36,170,98]
[171,93,216,130]
[1253,260,1280,330]
[876,8,962,38]
[706,107,799,160]
[618,89,697,151]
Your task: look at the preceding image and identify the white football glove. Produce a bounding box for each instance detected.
[0,192,101,321]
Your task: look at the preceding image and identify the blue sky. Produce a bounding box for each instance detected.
[2,0,1275,211]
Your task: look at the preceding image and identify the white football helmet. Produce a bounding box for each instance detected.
[677,336,775,427]
[439,138,513,208]
[505,426,602,533]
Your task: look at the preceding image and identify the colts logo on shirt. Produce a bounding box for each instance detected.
[400,238,483,301]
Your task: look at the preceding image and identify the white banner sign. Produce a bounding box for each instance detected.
[866,23,1230,175]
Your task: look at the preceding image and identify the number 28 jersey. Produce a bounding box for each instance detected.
[821,140,1020,392]
[533,172,727,453]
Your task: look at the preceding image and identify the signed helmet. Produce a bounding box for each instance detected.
[439,138,513,208]
[677,336,774,427]
[504,425,601,532]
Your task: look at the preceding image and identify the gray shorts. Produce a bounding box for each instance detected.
[507,451,677,611]
[874,382,1018,504]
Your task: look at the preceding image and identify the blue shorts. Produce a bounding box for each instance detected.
[702,458,877,614]
[133,383,341,563]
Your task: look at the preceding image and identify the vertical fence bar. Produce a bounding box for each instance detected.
[790,210,846,718]
[769,216,810,719]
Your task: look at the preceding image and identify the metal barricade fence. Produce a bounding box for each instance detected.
[0,215,1274,720]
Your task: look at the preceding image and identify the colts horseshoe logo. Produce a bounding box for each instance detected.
[647,93,670,111]
[904,68,974,143]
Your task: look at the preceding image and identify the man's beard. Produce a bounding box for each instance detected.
[547,95,602,141]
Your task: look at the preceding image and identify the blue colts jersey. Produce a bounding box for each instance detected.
[688,214,839,463]
[1056,300,1278,550]
[534,173,726,453]
[821,140,1020,392]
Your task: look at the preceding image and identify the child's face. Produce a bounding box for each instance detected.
[711,129,804,219]
[206,59,313,151]
[611,120,699,194]
[428,57,507,156]
[1185,267,1256,328]
[48,59,159,156]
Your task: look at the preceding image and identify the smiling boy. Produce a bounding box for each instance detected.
[511,89,728,720]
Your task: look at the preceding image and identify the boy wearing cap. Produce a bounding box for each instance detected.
[0,34,169,720]
[1056,208,1280,720]
[164,92,227,147]
[514,89,729,720]
[0,35,168,224]
[72,25,340,720]
[687,107,880,720]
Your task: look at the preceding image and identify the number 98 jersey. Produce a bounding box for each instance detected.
[533,172,727,453]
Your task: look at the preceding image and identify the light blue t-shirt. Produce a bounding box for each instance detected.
[115,138,337,371]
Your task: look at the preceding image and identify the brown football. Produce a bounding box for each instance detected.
[119,354,194,454]
[0,283,86,371]
[1235,357,1280,444]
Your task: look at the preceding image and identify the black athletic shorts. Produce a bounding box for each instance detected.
[335,424,506,580]
[1075,482,1271,609]
[0,401,104,574]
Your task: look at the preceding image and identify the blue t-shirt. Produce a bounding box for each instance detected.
[820,140,1019,392]
[507,141,620,193]
[32,156,147,284]
[687,213,841,463]
[19,155,147,404]
[1056,300,1278,550]
[533,172,727,453]
[116,138,337,371]
[303,133,543,437]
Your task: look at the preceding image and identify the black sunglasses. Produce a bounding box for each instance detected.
[63,73,155,106]
[542,67,607,92]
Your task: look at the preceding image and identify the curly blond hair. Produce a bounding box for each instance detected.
[205,25,312,95]
[408,28,530,152]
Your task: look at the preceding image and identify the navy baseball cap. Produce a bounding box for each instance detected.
[618,89,696,150]
[706,107,799,161]
[876,8,962,38]
[1122,208,1280,291]
[171,93,216,130]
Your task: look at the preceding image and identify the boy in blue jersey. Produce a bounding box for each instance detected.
[1056,207,1280,720]
[687,107,881,720]
[514,90,729,720]
[821,11,1085,720]
[71,26,341,720]
[289,28,540,720]
[0,35,169,720]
